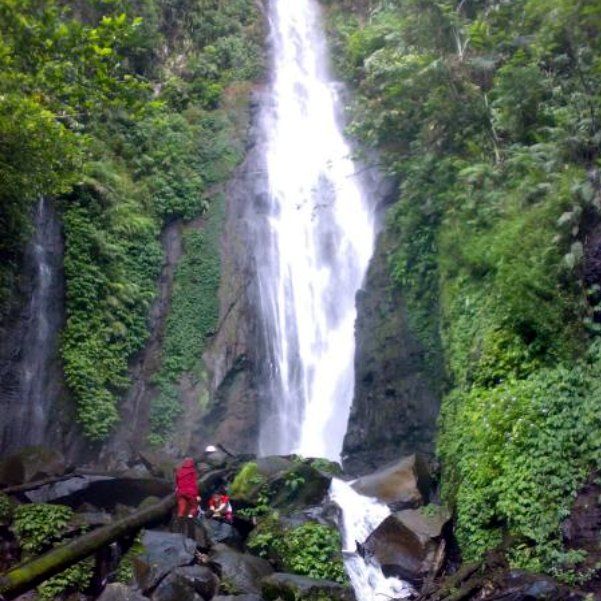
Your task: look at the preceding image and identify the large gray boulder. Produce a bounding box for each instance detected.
[0,446,67,485]
[261,573,355,601]
[352,454,432,509]
[211,545,273,594]
[98,583,149,601]
[133,530,196,592]
[362,505,449,584]
[202,519,243,549]
[151,565,219,601]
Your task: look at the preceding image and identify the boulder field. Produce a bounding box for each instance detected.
[0,447,594,601]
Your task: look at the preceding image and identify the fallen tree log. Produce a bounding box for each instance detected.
[0,494,175,600]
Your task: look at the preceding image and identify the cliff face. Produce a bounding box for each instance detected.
[342,225,441,475]
[188,95,267,455]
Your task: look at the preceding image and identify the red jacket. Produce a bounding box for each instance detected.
[175,458,199,499]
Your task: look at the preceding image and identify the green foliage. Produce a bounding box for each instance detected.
[439,350,601,575]
[248,518,347,583]
[37,559,94,601]
[13,503,73,554]
[149,195,224,443]
[62,178,162,439]
[327,0,601,583]
[0,0,146,312]
[0,0,264,438]
[0,493,13,524]
[230,462,266,499]
[115,534,144,584]
[13,503,93,598]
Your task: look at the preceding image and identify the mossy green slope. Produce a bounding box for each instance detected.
[325,0,601,579]
[0,0,264,441]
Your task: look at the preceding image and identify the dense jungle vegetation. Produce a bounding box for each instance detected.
[0,0,263,442]
[326,0,601,580]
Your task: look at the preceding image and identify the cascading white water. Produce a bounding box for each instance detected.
[253,2,408,599]
[256,0,375,460]
[330,479,414,601]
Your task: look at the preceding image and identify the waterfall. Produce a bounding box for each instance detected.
[256,0,375,460]
[0,198,63,451]
[251,2,407,599]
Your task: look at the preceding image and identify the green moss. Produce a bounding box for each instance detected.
[149,193,224,444]
[230,462,266,500]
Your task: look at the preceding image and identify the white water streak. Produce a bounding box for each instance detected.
[330,479,414,601]
[257,0,375,460]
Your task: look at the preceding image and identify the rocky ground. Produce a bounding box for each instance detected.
[0,447,596,601]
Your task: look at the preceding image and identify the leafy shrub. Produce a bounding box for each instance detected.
[0,493,14,524]
[326,0,601,584]
[13,504,73,554]
[439,348,601,575]
[13,503,93,598]
[248,518,347,583]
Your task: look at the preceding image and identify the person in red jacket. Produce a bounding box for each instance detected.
[175,457,200,519]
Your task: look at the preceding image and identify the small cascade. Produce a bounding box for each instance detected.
[330,479,414,601]
[255,0,376,459]
[0,198,63,451]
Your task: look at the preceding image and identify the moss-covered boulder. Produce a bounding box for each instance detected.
[229,458,330,510]
[261,573,355,601]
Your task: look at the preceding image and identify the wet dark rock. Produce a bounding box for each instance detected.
[342,227,441,476]
[24,474,113,504]
[261,573,355,601]
[138,451,178,480]
[133,530,196,592]
[211,544,273,595]
[269,464,331,510]
[71,510,113,528]
[25,476,172,510]
[255,456,293,477]
[97,583,149,601]
[561,472,601,596]
[213,594,264,601]
[489,570,587,601]
[352,454,432,508]
[0,446,67,486]
[151,565,219,601]
[202,519,243,549]
[363,505,450,585]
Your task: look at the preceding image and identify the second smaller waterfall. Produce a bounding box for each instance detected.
[330,479,413,601]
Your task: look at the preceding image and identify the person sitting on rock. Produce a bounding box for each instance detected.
[175,457,201,520]
[207,486,233,523]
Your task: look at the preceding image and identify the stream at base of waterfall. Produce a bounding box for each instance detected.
[330,479,414,601]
